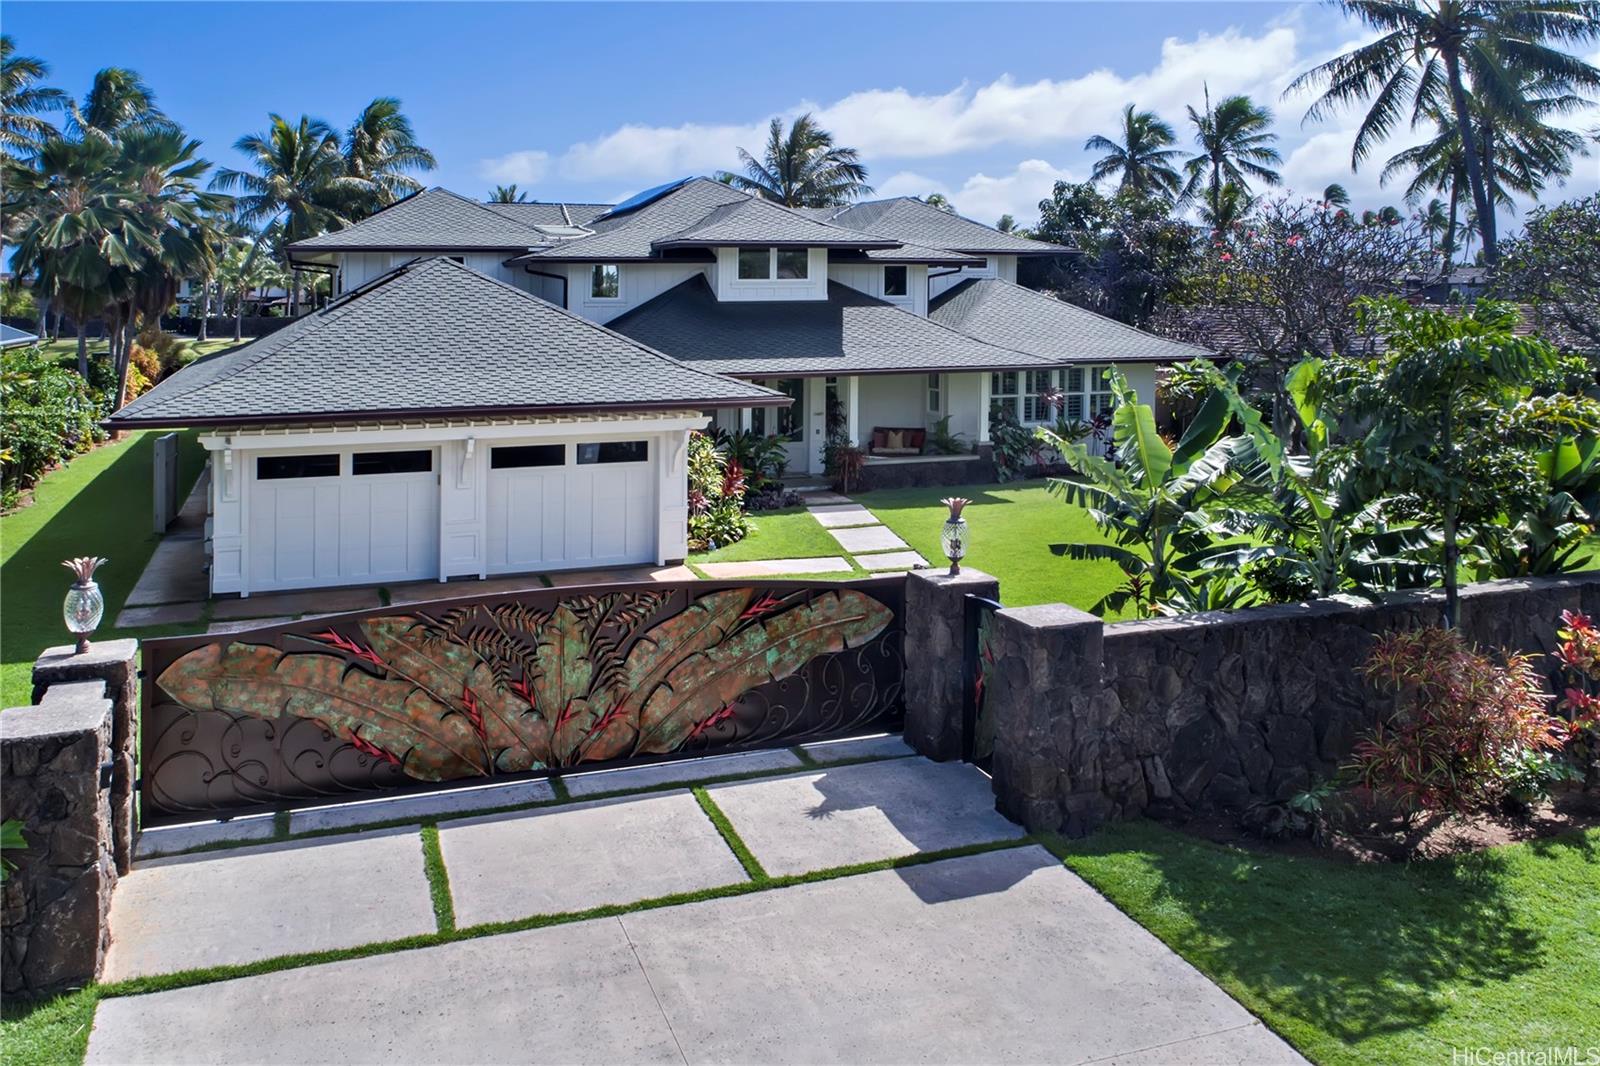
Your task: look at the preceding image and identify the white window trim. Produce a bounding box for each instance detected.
[991,366,1118,426]
[927,372,942,414]
[736,247,811,282]
[588,263,622,301]
[884,264,909,298]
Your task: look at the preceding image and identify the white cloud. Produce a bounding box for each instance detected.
[556,120,768,181]
[478,149,551,185]
[883,160,1081,227]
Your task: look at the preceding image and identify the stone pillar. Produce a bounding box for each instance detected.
[1,680,117,999]
[902,568,999,761]
[984,604,1108,836]
[33,639,138,875]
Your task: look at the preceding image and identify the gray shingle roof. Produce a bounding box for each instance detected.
[484,201,612,227]
[821,198,1073,256]
[654,197,896,249]
[607,275,1055,376]
[929,278,1212,365]
[287,188,550,252]
[828,240,984,266]
[516,178,752,262]
[110,258,778,427]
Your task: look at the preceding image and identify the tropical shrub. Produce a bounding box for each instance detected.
[1351,627,1566,816]
[687,431,749,550]
[830,441,866,494]
[0,820,24,884]
[926,415,969,456]
[714,429,787,492]
[1553,609,1600,790]
[988,405,1046,481]
[1,346,105,507]
[134,327,193,381]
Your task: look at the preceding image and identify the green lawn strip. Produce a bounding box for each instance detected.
[546,774,571,801]
[418,824,456,933]
[1,430,206,707]
[137,749,904,860]
[852,479,1138,614]
[789,744,820,767]
[1038,819,1600,1065]
[692,786,768,881]
[688,505,844,564]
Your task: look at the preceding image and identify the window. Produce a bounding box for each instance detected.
[590,263,620,299]
[1063,367,1085,420]
[775,248,809,279]
[1052,366,1116,422]
[447,256,465,265]
[352,450,432,476]
[491,444,564,469]
[971,258,990,271]
[257,454,339,480]
[1023,370,1056,423]
[990,371,1020,422]
[1088,367,1115,417]
[884,265,908,297]
[577,440,648,464]
[737,248,771,280]
[737,248,810,281]
[750,378,804,442]
[927,373,942,413]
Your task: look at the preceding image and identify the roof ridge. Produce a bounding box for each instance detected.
[427,187,551,238]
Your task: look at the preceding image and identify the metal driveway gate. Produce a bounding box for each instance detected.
[140,577,905,826]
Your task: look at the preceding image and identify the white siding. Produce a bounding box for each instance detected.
[856,374,927,434]
[714,247,829,302]
[945,372,984,443]
[336,251,535,294]
[828,263,929,316]
[563,262,713,324]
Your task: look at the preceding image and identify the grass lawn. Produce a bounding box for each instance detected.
[32,336,244,367]
[1,430,206,707]
[1051,820,1600,1065]
[857,479,1136,613]
[688,505,851,566]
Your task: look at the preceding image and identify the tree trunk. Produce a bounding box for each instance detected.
[1443,179,1460,267]
[35,293,51,341]
[75,320,87,378]
[197,279,210,342]
[1445,52,1496,265]
[234,287,243,342]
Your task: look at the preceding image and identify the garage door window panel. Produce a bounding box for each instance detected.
[257,454,340,480]
[352,450,432,476]
[577,440,648,464]
[492,444,565,469]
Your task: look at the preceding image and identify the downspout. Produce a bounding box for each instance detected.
[521,267,570,310]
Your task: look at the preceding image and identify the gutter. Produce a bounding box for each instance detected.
[517,266,570,310]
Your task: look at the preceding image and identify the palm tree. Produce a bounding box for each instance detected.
[924,193,956,214]
[489,184,528,203]
[1288,0,1600,265]
[1322,183,1352,209]
[996,214,1016,233]
[720,113,872,207]
[1181,89,1283,221]
[342,97,435,212]
[1084,104,1182,199]
[1197,181,1255,235]
[212,114,364,314]
[1418,197,1451,255]
[0,35,64,157]
[67,67,171,144]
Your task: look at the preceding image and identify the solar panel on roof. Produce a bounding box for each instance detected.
[596,177,694,220]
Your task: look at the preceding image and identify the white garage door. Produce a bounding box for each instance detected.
[486,438,656,574]
[247,448,439,592]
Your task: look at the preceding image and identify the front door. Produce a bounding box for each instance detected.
[752,378,807,474]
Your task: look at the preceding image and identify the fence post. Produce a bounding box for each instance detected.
[903,568,999,760]
[33,640,139,875]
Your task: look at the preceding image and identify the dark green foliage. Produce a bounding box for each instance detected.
[1,345,105,506]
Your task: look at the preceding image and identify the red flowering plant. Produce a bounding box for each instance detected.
[1553,609,1600,789]
[1350,627,1567,817]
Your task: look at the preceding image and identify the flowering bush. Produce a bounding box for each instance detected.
[1351,627,1566,815]
[686,431,749,550]
[1,346,105,508]
[1553,609,1600,789]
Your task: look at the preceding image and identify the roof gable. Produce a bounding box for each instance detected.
[287,188,551,252]
[111,257,777,426]
[654,197,897,249]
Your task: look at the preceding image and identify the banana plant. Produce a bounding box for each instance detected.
[1475,435,1600,578]
[1036,370,1257,617]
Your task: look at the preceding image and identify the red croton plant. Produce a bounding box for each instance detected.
[1351,627,1569,815]
[1553,610,1600,788]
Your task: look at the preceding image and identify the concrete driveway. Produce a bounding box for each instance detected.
[87,746,1303,1065]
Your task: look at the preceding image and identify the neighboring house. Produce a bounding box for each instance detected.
[1,323,40,349]
[112,177,1209,596]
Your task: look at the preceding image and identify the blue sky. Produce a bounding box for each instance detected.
[7,1,1598,229]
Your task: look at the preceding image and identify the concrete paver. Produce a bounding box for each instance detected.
[438,791,749,925]
[796,490,851,504]
[103,828,435,980]
[827,524,909,554]
[289,779,556,834]
[86,847,1304,1065]
[134,814,276,859]
[561,747,803,797]
[122,536,208,606]
[706,757,1023,876]
[801,733,914,763]
[86,918,681,1065]
[547,564,695,586]
[211,587,383,620]
[855,549,929,571]
[113,602,203,628]
[807,502,879,528]
[696,556,853,578]
[386,575,549,604]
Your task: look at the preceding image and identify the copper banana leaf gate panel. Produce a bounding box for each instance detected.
[140,577,906,826]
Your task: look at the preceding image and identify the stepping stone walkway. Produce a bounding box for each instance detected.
[798,489,930,573]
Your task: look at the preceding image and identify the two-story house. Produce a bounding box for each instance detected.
[111,178,1207,597]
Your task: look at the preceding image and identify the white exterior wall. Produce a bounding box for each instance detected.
[944,373,985,443]
[563,261,713,324]
[856,374,928,434]
[336,251,535,295]
[928,254,1018,299]
[714,247,829,302]
[827,263,929,316]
